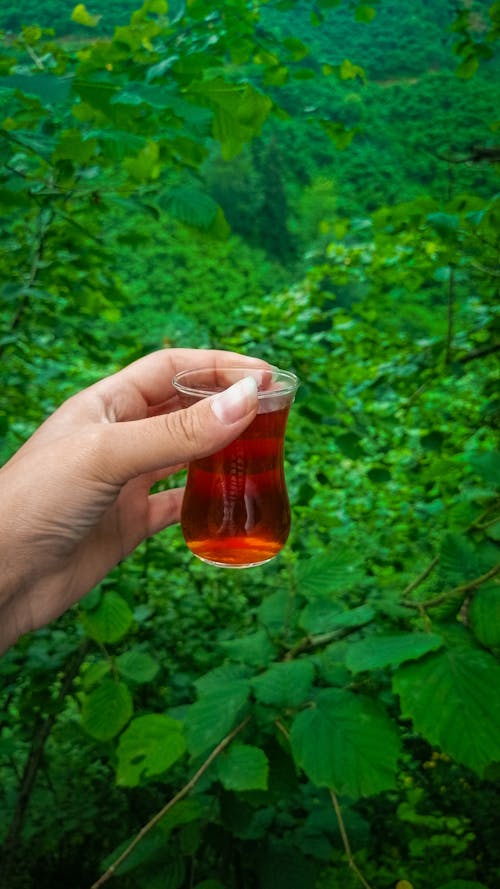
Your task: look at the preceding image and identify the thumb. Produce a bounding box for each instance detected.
[102,375,259,481]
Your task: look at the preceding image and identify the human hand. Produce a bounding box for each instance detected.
[0,348,264,652]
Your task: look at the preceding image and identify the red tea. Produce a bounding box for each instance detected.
[181,405,291,567]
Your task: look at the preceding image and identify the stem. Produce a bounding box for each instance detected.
[284,625,361,661]
[403,562,500,611]
[90,716,251,889]
[401,555,440,598]
[329,791,373,889]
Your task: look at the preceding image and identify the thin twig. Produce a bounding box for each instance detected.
[329,790,373,889]
[90,716,251,889]
[403,562,500,611]
[401,555,440,598]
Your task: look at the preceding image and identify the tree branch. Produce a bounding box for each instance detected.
[329,790,373,889]
[90,716,251,889]
[401,555,440,598]
[403,562,500,611]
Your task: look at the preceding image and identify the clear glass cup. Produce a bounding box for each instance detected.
[172,365,299,568]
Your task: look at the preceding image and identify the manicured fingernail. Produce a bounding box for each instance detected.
[211,376,258,425]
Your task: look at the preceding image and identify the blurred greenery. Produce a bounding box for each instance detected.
[1,1,499,888]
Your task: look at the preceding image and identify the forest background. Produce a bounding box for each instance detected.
[0,1,499,888]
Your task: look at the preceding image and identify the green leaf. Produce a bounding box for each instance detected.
[319,120,356,150]
[393,632,500,775]
[220,630,278,667]
[191,79,272,160]
[426,211,460,237]
[355,5,376,23]
[456,55,479,79]
[116,714,186,786]
[4,74,71,105]
[313,642,350,687]
[195,663,252,696]
[299,601,375,635]
[81,659,110,691]
[81,679,133,741]
[469,585,500,650]
[116,649,160,684]
[80,592,133,644]
[53,129,97,164]
[439,533,479,584]
[467,450,500,487]
[339,59,365,81]
[258,589,298,634]
[252,660,315,709]
[217,744,269,791]
[124,140,161,182]
[297,552,365,599]
[290,689,401,798]
[162,186,219,229]
[298,599,343,634]
[159,799,205,834]
[282,37,310,61]
[346,633,444,673]
[184,681,250,757]
[71,3,101,27]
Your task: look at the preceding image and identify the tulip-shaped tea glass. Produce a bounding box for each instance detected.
[172,366,299,568]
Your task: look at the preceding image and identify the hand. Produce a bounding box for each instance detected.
[0,348,264,652]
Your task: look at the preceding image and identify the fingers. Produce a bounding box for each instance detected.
[100,375,259,482]
[94,348,270,417]
[147,487,185,536]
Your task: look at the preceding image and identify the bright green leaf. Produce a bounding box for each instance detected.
[393,632,500,775]
[297,552,365,599]
[81,680,133,741]
[291,688,401,798]
[71,3,101,27]
[346,633,444,673]
[339,59,365,80]
[116,649,160,684]
[116,714,186,786]
[184,681,250,757]
[80,592,133,644]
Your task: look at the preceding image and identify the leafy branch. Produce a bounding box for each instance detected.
[90,716,251,889]
[274,719,373,889]
[403,562,500,611]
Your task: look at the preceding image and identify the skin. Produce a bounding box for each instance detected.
[0,348,265,653]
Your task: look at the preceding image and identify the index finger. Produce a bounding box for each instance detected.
[95,348,270,419]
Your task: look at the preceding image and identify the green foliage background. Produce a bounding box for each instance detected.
[1,1,499,888]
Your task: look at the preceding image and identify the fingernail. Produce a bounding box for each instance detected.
[211,376,258,425]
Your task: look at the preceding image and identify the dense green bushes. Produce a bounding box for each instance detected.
[1,1,499,887]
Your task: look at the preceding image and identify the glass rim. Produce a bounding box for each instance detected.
[172,365,299,399]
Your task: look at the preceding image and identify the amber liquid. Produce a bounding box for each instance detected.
[181,405,291,567]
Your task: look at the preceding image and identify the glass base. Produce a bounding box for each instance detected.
[193,554,278,569]
[184,535,285,569]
